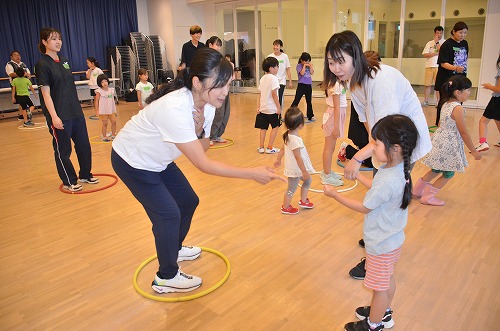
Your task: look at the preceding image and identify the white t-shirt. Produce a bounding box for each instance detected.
[112,87,215,172]
[96,87,116,115]
[267,52,290,85]
[350,64,432,165]
[5,61,30,83]
[258,73,280,114]
[87,67,104,89]
[283,134,315,178]
[326,82,348,108]
[136,81,154,105]
[422,38,445,68]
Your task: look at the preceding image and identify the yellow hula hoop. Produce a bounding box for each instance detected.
[133,247,231,302]
[209,138,234,149]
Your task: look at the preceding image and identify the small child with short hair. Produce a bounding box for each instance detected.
[255,57,281,154]
[136,69,154,109]
[274,107,315,215]
[86,57,104,119]
[95,74,117,141]
[11,67,38,126]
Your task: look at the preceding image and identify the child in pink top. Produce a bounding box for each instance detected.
[95,74,117,141]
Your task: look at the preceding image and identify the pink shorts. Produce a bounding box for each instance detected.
[322,106,346,137]
[364,246,402,291]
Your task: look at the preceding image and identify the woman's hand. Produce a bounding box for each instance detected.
[252,166,286,184]
[344,158,361,181]
[51,115,64,130]
[323,185,339,199]
[192,106,205,134]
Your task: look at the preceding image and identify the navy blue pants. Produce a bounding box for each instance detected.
[48,116,93,186]
[291,83,314,120]
[111,149,199,278]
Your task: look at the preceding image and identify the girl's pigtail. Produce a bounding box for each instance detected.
[282,129,289,144]
[400,141,412,209]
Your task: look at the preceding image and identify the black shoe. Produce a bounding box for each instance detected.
[349,257,366,280]
[344,318,383,331]
[358,239,365,248]
[355,306,394,328]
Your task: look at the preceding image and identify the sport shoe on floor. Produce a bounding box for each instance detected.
[214,137,227,143]
[257,147,265,154]
[475,142,489,152]
[337,142,348,162]
[349,257,366,280]
[298,198,314,209]
[266,147,280,154]
[345,318,384,331]
[79,177,100,184]
[320,171,344,186]
[281,205,299,215]
[178,246,202,262]
[306,117,315,123]
[23,121,35,127]
[421,101,429,107]
[355,306,394,328]
[210,140,214,146]
[63,183,83,192]
[151,270,202,293]
[89,115,99,120]
[358,239,365,248]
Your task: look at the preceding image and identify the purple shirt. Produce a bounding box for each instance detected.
[296,63,312,85]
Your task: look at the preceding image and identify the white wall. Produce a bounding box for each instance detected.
[136,0,150,35]
[477,0,500,108]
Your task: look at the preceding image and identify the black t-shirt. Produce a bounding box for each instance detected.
[180,40,206,68]
[435,38,468,91]
[35,54,83,124]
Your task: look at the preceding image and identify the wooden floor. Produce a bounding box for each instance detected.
[0,92,498,330]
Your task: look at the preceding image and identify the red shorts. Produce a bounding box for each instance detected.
[364,247,402,291]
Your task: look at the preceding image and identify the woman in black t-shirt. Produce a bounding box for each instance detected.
[434,21,469,126]
[35,27,99,192]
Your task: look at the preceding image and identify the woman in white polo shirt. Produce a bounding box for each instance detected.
[112,48,282,294]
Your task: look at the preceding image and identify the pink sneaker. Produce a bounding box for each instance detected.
[281,205,299,215]
[298,198,314,209]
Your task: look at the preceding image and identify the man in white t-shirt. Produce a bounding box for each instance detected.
[421,26,445,106]
[5,50,31,119]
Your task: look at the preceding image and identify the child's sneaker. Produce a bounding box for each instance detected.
[298,198,314,209]
[210,140,214,146]
[355,306,394,328]
[214,137,227,143]
[281,205,299,215]
[265,147,280,154]
[475,142,489,152]
[177,246,202,262]
[23,121,35,127]
[102,137,111,142]
[344,318,384,331]
[337,142,348,161]
[421,101,429,107]
[257,147,265,154]
[79,177,100,184]
[320,171,344,186]
[151,270,202,293]
[349,257,366,280]
[63,183,83,192]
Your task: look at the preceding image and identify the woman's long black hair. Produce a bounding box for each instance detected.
[146,48,233,105]
[371,114,419,209]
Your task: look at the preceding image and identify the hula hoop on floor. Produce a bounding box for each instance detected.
[298,171,358,193]
[428,125,437,133]
[133,247,231,302]
[210,138,234,149]
[18,122,48,130]
[89,135,113,144]
[59,173,118,194]
[336,159,373,171]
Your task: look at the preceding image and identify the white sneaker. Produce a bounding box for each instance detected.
[320,171,344,186]
[257,147,265,154]
[79,177,100,184]
[265,147,280,154]
[63,184,83,192]
[178,246,202,262]
[151,270,202,293]
[475,142,489,152]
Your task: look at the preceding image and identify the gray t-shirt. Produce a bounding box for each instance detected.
[363,163,407,255]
